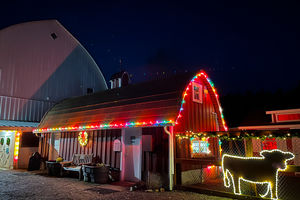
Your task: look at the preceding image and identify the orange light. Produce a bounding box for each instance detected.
[14,132,21,161]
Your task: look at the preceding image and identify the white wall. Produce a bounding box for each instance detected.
[121,128,142,182]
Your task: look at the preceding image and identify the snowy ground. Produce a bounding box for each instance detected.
[0,169,233,200]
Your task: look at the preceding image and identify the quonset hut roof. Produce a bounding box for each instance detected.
[35,70,227,134]
[0,20,107,122]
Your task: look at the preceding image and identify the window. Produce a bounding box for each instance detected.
[191,137,210,158]
[192,82,203,103]
[50,33,57,40]
[87,88,94,94]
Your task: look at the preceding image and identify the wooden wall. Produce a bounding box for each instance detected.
[175,137,220,171]
[39,133,51,160]
[142,127,169,175]
[174,75,225,133]
[41,127,168,172]
[58,129,121,169]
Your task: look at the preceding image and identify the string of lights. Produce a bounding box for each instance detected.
[175,71,228,131]
[175,130,300,140]
[222,149,295,200]
[14,131,21,161]
[33,70,227,134]
[33,120,174,133]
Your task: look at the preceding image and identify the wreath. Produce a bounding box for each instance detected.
[78,131,88,146]
[6,138,10,146]
[0,138,4,145]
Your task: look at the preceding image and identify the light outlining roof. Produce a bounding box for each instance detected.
[175,71,227,131]
[34,120,175,133]
[33,70,227,133]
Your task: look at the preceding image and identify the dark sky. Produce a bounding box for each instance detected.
[1,0,300,95]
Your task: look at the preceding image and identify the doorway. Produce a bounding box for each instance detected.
[121,128,142,182]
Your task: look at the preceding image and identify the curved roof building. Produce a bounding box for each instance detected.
[35,70,227,133]
[0,20,107,169]
[0,20,107,122]
[34,70,227,183]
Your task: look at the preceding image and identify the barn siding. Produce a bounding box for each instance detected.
[0,96,54,122]
[142,127,169,175]
[174,75,224,133]
[54,129,121,168]
[39,133,51,159]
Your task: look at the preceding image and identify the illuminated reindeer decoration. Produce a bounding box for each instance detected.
[222,149,294,200]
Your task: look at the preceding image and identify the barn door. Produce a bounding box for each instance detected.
[0,131,15,169]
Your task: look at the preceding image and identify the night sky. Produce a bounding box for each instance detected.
[1,1,300,95]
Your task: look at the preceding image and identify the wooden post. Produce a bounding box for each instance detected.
[174,133,177,186]
[245,138,253,157]
[245,138,257,197]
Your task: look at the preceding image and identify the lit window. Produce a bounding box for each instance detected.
[191,137,210,158]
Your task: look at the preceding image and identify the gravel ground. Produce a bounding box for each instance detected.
[0,169,232,200]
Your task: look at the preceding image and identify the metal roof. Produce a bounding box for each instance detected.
[0,120,39,128]
[37,73,195,131]
[0,20,107,122]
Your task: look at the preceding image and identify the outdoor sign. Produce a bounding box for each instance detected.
[263,138,277,150]
[113,139,121,152]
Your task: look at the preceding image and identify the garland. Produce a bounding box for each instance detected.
[0,138,3,145]
[176,130,300,141]
[6,138,10,146]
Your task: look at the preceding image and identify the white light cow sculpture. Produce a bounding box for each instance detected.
[222,149,295,200]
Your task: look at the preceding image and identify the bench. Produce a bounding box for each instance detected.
[60,154,93,180]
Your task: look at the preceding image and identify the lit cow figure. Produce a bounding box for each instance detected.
[222,149,294,200]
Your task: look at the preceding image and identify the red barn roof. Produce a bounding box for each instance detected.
[35,70,227,134]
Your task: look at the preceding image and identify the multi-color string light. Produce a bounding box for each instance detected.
[33,120,174,133]
[175,71,228,131]
[14,131,21,161]
[33,70,227,134]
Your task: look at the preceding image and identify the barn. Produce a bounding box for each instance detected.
[0,20,107,169]
[34,70,227,189]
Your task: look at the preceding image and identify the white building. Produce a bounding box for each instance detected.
[0,20,107,169]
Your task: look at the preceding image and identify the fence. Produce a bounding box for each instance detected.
[175,135,300,200]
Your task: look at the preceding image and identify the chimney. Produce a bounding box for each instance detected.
[109,71,130,89]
